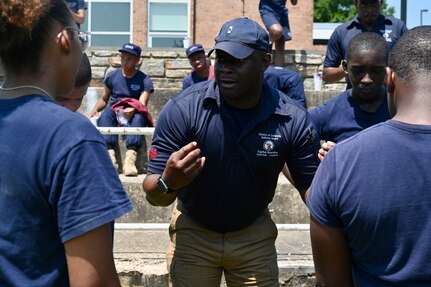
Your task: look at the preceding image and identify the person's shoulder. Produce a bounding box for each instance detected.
[267,84,306,115]
[336,121,389,148]
[318,90,349,107]
[328,20,355,42]
[103,68,122,85]
[266,66,298,77]
[384,15,404,24]
[384,15,407,30]
[309,90,349,115]
[265,67,301,86]
[182,71,193,81]
[105,68,122,78]
[32,98,103,142]
[336,18,357,31]
[172,79,213,104]
[161,80,215,120]
[279,68,301,82]
[135,69,152,79]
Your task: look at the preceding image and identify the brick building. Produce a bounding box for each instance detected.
[83,0,326,51]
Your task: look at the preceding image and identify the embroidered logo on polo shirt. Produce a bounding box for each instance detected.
[381,30,393,42]
[149,147,157,159]
[263,140,274,151]
[257,133,280,157]
[130,84,141,91]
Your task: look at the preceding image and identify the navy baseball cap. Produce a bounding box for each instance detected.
[118,43,142,57]
[186,44,205,58]
[208,17,270,59]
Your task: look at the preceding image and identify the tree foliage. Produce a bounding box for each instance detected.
[314,0,395,23]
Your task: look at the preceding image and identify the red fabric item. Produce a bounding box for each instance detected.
[189,65,214,80]
[207,65,215,80]
[111,98,154,127]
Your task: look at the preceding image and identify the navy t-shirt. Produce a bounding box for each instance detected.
[259,0,287,13]
[324,15,407,89]
[104,69,154,106]
[147,80,320,233]
[182,71,209,90]
[309,89,391,143]
[307,120,431,286]
[0,95,133,286]
[264,66,306,108]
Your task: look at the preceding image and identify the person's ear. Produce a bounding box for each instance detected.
[342,60,348,73]
[386,67,395,93]
[262,53,271,70]
[58,30,73,55]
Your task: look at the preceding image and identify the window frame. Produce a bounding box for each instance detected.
[84,0,133,47]
[147,0,190,48]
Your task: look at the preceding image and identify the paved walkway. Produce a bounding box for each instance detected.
[113,226,314,277]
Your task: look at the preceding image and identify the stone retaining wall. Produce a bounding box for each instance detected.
[86,48,346,92]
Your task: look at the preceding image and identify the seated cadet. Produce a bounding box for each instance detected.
[87,43,154,176]
[309,32,391,160]
[182,43,214,90]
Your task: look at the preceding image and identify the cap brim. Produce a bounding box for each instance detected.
[208,42,255,59]
[187,48,205,58]
[118,49,139,57]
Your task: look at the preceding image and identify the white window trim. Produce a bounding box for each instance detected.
[85,0,133,46]
[147,0,190,48]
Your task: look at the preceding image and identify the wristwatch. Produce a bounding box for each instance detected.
[157,175,175,194]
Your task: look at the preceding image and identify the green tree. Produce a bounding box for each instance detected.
[314,0,395,23]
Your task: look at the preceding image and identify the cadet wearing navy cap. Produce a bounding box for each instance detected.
[143,17,319,287]
[118,42,142,57]
[182,44,214,90]
[88,42,154,176]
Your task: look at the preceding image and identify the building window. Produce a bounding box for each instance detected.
[82,0,132,47]
[148,0,189,48]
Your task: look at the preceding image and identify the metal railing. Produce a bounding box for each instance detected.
[97,127,155,135]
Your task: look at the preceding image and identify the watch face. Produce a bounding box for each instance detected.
[157,176,169,193]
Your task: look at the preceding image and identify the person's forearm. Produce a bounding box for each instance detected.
[143,174,178,206]
[322,66,345,83]
[66,224,121,287]
[139,91,151,107]
[88,100,107,117]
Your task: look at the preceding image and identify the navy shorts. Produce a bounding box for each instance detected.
[259,0,292,41]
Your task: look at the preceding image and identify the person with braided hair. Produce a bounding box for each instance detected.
[0,1,132,286]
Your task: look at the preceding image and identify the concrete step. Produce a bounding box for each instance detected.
[114,226,316,287]
[115,175,314,286]
[117,174,310,225]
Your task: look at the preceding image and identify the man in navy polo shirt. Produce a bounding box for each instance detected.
[322,0,407,90]
[310,32,390,160]
[182,44,215,90]
[143,17,319,287]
